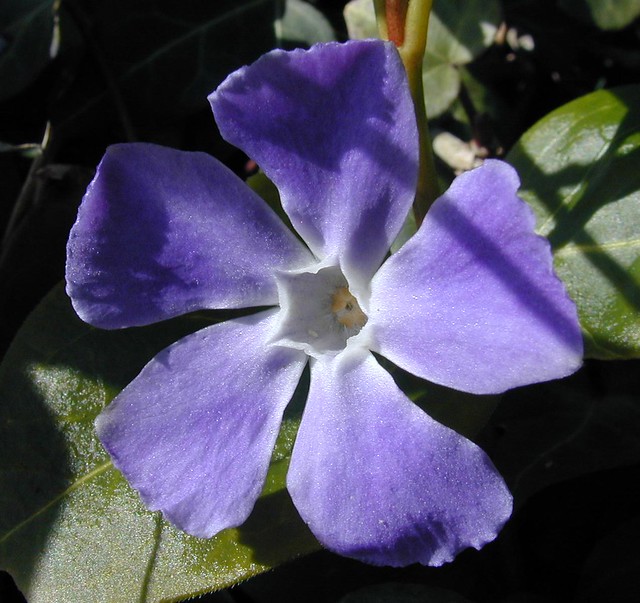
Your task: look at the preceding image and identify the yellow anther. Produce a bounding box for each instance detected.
[331,287,368,330]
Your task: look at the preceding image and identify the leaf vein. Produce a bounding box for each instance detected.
[0,460,113,544]
[556,238,640,256]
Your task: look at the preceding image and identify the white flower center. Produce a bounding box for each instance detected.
[272,264,369,358]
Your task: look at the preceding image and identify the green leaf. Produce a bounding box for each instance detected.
[423,0,500,117]
[481,361,640,506]
[0,284,319,603]
[343,0,378,40]
[559,0,640,30]
[426,0,500,66]
[275,0,336,46]
[344,0,501,117]
[0,0,55,101]
[507,86,640,359]
[421,58,461,120]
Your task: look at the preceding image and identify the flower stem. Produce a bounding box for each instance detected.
[374,0,439,225]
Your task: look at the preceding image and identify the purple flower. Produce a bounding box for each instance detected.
[65,40,583,567]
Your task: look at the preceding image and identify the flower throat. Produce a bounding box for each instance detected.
[273,265,369,358]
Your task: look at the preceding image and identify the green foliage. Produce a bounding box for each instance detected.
[423,0,501,118]
[0,0,55,101]
[0,285,318,603]
[482,361,640,506]
[507,86,640,359]
[343,0,501,117]
[559,0,640,30]
[276,0,336,46]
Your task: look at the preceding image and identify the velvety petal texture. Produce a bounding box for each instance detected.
[287,351,512,567]
[210,40,418,290]
[95,310,306,537]
[66,143,312,329]
[65,40,585,569]
[369,160,583,395]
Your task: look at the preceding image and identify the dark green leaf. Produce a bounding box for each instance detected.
[481,362,640,506]
[507,86,640,359]
[0,0,55,101]
[0,284,318,602]
[559,0,640,30]
[247,170,290,228]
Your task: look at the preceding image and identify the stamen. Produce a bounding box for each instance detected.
[272,265,370,357]
[331,287,368,329]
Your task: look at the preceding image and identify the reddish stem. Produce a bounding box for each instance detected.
[385,0,409,46]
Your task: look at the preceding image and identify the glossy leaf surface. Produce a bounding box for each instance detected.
[508,86,640,359]
[0,284,318,603]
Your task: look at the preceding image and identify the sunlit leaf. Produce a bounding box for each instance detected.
[507,86,640,359]
[0,284,318,603]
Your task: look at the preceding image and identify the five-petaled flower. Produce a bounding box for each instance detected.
[66,40,583,567]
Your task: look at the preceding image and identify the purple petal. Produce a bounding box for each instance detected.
[95,310,306,537]
[369,160,583,394]
[66,143,312,329]
[210,40,418,289]
[287,351,512,567]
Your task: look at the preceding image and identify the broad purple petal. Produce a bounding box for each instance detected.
[66,143,312,329]
[95,310,306,537]
[210,40,418,290]
[369,160,583,395]
[287,351,512,567]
